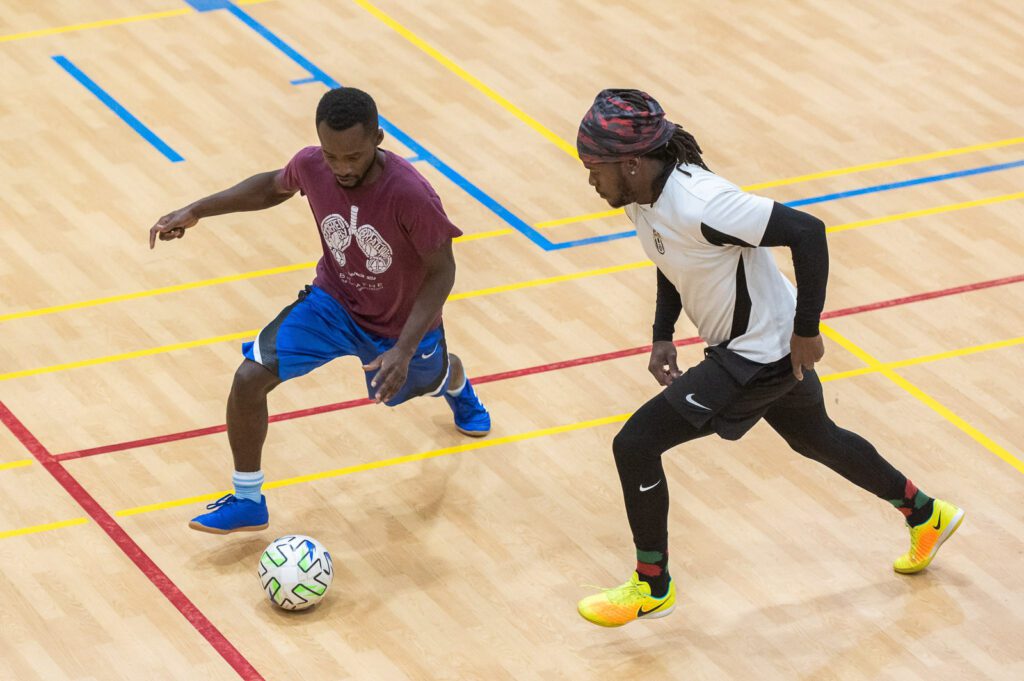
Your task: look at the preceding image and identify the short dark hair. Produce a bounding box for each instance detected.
[315,87,379,132]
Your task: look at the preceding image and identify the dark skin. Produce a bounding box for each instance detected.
[583,155,825,382]
[149,122,466,472]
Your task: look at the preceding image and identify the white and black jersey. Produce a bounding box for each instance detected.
[626,163,827,365]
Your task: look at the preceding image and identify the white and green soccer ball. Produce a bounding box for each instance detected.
[258,535,333,610]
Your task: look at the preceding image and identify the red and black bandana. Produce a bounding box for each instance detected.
[576,89,676,164]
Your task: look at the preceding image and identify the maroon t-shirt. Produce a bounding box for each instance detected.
[280,147,462,337]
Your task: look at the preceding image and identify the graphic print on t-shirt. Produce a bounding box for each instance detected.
[652,228,666,254]
[320,205,394,275]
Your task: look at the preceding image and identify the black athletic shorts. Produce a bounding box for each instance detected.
[663,344,822,440]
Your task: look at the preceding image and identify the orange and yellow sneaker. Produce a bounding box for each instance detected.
[894,498,964,574]
[577,572,676,627]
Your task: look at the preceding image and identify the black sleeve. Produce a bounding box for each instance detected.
[653,268,683,342]
[758,202,829,337]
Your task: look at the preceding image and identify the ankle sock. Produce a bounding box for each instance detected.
[636,548,670,598]
[889,479,934,527]
[232,470,265,503]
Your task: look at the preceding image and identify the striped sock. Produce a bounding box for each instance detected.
[889,479,934,527]
[636,548,670,598]
[232,470,265,503]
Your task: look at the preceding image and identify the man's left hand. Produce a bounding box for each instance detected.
[363,345,415,403]
[790,333,824,381]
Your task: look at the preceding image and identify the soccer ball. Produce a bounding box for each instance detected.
[258,535,333,610]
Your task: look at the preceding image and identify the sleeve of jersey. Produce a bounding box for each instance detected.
[758,202,829,337]
[699,190,774,247]
[397,183,464,256]
[652,268,683,343]
[279,147,315,195]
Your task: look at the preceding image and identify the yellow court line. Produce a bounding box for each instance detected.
[821,324,1024,475]
[0,262,314,323]
[0,0,272,44]
[5,190,1022,325]
[0,330,258,382]
[115,413,631,516]
[355,3,1023,177]
[449,261,650,301]
[744,137,1024,191]
[6,184,1024,382]
[0,8,192,43]
[0,459,33,471]
[0,517,88,540]
[0,261,650,382]
[5,332,1022,535]
[534,208,625,229]
[821,336,1024,382]
[352,0,578,159]
[79,334,1024,516]
[453,228,513,243]
[1,0,1017,202]
[0,211,615,323]
[825,191,1024,234]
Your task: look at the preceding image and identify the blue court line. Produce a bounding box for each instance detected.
[405,155,422,163]
[787,159,1024,207]
[550,158,1024,247]
[290,76,319,85]
[215,1,554,250]
[547,229,639,250]
[183,0,232,9]
[184,2,1023,250]
[52,56,184,163]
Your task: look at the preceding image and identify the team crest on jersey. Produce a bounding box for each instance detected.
[320,206,393,274]
[652,229,665,254]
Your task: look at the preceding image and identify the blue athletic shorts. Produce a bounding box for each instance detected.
[242,285,450,406]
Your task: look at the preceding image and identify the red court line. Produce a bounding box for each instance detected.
[0,401,264,681]
[53,272,1024,463]
[820,273,1024,318]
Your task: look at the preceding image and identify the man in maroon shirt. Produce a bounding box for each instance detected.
[149,88,490,534]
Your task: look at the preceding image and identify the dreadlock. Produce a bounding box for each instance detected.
[645,125,710,171]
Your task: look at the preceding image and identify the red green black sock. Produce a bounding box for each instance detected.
[889,479,934,527]
[636,549,670,598]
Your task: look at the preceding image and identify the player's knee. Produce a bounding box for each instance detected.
[231,360,279,400]
[613,424,649,462]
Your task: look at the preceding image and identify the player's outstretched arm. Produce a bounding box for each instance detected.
[149,169,296,249]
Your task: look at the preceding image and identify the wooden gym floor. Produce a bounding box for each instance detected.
[0,1,1022,679]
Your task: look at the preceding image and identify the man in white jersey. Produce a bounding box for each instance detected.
[573,89,963,627]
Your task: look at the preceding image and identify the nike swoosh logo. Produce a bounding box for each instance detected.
[685,393,711,410]
[638,598,669,617]
[933,512,942,530]
[419,345,438,360]
[639,480,662,492]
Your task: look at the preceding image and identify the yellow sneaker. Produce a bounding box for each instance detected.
[577,572,676,627]
[894,498,964,574]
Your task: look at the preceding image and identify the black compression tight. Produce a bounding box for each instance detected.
[613,391,908,554]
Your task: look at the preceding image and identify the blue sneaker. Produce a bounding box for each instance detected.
[444,379,491,437]
[188,494,269,534]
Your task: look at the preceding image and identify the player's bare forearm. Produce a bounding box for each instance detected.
[363,241,455,403]
[189,170,295,218]
[150,170,296,248]
[394,241,456,355]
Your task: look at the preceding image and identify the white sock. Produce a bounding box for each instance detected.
[232,470,265,503]
[447,376,468,397]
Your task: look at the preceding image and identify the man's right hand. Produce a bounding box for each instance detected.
[649,340,681,386]
[149,207,199,249]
